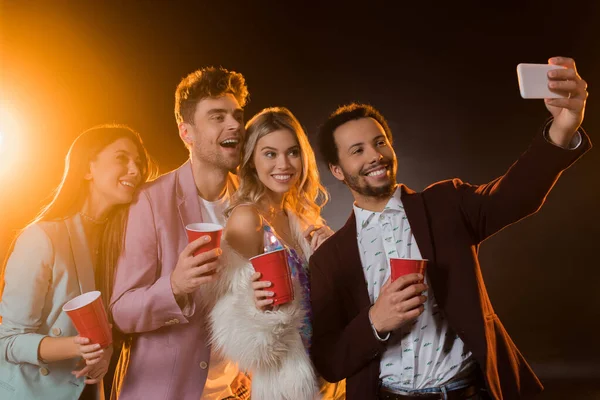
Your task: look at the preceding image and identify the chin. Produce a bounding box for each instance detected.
[114,194,135,206]
[263,181,291,194]
[223,159,240,171]
[270,186,291,194]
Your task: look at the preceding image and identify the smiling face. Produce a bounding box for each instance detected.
[179,93,244,171]
[86,137,142,208]
[252,129,302,196]
[330,117,397,199]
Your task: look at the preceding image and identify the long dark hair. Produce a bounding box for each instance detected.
[0,124,158,315]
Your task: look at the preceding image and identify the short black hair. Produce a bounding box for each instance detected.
[317,103,392,166]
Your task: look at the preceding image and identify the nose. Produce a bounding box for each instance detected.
[226,114,241,132]
[128,160,141,179]
[276,154,292,170]
[365,145,383,164]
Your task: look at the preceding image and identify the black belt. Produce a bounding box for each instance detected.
[379,383,479,400]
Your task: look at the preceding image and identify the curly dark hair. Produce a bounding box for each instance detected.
[318,103,393,166]
[174,66,249,125]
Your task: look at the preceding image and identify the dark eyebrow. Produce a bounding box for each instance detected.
[207,108,244,115]
[116,149,141,163]
[207,108,228,115]
[260,146,278,151]
[260,144,299,152]
[348,142,364,153]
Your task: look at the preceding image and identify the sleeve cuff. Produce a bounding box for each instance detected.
[368,308,390,342]
[180,294,196,318]
[153,275,195,324]
[11,333,47,366]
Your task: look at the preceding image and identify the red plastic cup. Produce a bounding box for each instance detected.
[249,249,294,306]
[185,223,223,256]
[390,258,428,282]
[62,291,112,349]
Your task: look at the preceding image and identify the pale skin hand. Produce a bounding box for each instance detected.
[368,273,428,335]
[38,333,106,364]
[545,57,588,148]
[251,271,275,311]
[251,224,335,311]
[303,224,335,252]
[170,236,222,302]
[38,335,111,384]
[71,337,113,384]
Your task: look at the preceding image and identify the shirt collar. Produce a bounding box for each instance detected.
[353,185,404,232]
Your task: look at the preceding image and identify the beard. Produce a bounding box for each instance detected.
[193,145,240,172]
[342,165,397,199]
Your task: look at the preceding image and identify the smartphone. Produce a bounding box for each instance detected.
[516,63,567,99]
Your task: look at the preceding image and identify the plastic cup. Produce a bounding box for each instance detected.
[185,223,223,256]
[390,258,428,282]
[62,291,112,349]
[249,249,294,306]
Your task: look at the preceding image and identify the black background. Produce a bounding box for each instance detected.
[1,2,598,398]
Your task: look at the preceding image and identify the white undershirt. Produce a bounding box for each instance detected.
[198,191,240,400]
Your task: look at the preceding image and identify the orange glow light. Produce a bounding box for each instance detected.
[0,103,23,181]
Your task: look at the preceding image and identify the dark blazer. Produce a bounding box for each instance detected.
[310,125,590,400]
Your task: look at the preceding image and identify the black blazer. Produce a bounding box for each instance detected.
[310,125,591,400]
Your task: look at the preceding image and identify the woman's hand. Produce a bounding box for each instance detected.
[72,336,104,364]
[251,272,274,311]
[303,225,334,252]
[71,338,113,384]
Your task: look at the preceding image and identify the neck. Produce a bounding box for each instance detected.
[191,157,229,201]
[80,194,110,223]
[79,197,109,243]
[267,190,286,212]
[260,190,286,218]
[352,184,398,212]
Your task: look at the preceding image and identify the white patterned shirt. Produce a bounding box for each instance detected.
[354,187,476,391]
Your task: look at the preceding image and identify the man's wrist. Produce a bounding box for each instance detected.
[546,120,582,149]
[368,307,390,342]
[170,273,182,297]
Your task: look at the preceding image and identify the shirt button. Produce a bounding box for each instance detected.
[199,361,208,369]
[40,367,49,376]
[51,327,62,336]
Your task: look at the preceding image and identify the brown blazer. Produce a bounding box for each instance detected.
[310,125,591,400]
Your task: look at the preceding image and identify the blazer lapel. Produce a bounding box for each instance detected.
[400,184,435,264]
[65,214,95,294]
[337,212,372,310]
[176,160,203,229]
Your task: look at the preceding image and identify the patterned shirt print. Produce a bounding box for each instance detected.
[262,223,312,351]
[354,187,475,390]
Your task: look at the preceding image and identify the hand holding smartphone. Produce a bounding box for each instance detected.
[517,63,568,99]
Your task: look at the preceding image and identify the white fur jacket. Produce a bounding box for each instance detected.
[202,211,321,400]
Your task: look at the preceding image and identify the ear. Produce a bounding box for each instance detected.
[178,123,193,145]
[329,163,345,182]
[84,161,93,181]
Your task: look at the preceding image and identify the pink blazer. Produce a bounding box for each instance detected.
[110,161,234,400]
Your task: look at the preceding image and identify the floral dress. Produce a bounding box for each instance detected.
[262,222,312,351]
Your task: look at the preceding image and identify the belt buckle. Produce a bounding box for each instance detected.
[380,388,442,400]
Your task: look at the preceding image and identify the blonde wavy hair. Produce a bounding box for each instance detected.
[227,107,328,225]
